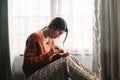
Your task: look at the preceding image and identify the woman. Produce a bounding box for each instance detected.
[22,17,96,80]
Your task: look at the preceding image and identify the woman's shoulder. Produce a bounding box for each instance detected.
[27,31,41,40]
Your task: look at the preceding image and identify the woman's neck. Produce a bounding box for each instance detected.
[42,27,50,38]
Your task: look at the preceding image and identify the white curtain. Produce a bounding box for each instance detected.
[8,0,94,70]
[52,0,94,53]
[8,0,51,65]
[93,0,120,80]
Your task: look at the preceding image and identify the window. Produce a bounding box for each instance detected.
[53,0,94,54]
[8,0,94,66]
[8,0,51,64]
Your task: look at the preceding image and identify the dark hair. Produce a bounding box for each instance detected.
[48,17,68,45]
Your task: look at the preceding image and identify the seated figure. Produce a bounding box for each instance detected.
[22,17,96,80]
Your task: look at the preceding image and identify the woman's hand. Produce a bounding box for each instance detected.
[54,52,70,57]
[48,48,62,57]
[54,46,64,53]
[61,52,70,57]
[48,49,54,57]
[49,52,70,62]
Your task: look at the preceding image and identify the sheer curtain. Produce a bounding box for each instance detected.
[93,0,120,80]
[56,0,94,53]
[8,0,94,70]
[54,0,94,70]
[8,0,51,65]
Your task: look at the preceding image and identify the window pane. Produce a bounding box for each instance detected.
[12,0,50,16]
[60,0,94,54]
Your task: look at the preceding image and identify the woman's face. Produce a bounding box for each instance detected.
[49,29,64,38]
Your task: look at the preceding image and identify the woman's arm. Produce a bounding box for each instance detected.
[49,45,70,62]
[23,35,54,69]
